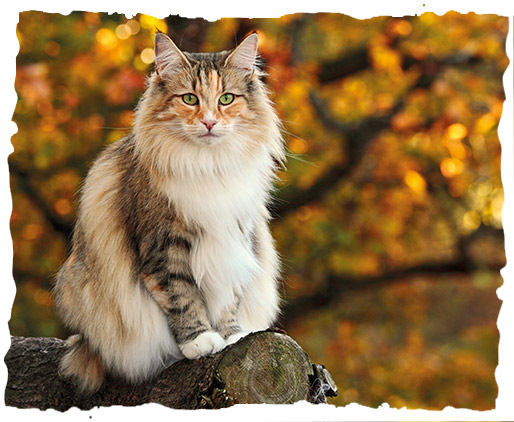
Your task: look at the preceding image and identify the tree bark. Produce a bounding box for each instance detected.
[4,330,336,410]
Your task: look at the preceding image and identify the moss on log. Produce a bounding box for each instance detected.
[5,330,336,410]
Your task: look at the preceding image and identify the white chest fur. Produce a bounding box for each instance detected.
[164,145,273,322]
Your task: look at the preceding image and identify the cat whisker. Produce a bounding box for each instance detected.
[280,127,308,142]
[285,152,318,167]
[280,119,302,126]
[98,126,132,131]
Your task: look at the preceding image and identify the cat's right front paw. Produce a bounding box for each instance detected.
[180,331,225,359]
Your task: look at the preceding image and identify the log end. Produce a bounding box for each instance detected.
[216,330,314,404]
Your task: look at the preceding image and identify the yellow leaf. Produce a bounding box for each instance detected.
[96,28,117,49]
[446,123,468,141]
[475,113,497,134]
[404,170,427,194]
[289,137,308,154]
[440,158,463,178]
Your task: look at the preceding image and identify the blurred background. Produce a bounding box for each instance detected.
[10,11,508,409]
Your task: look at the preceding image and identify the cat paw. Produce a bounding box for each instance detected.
[225,331,250,346]
[180,331,225,359]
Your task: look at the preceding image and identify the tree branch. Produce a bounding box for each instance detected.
[5,331,337,410]
[281,234,504,324]
[319,42,490,84]
[274,48,491,219]
[9,161,72,240]
[273,92,404,218]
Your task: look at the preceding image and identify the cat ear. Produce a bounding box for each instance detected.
[225,32,259,72]
[154,32,190,77]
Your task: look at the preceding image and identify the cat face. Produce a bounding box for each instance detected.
[133,33,283,178]
[149,33,261,147]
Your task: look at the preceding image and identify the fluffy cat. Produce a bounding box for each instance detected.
[53,31,285,393]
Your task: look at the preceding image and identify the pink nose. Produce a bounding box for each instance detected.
[201,119,217,131]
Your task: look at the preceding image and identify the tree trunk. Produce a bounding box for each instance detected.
[4,330,337,410]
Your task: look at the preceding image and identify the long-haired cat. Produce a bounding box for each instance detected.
[53,31,285,393]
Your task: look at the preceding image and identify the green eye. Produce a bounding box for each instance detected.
[182,93,199,105]
[219,93,235,105]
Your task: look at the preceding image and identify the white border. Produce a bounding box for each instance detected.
[1,1,513,421]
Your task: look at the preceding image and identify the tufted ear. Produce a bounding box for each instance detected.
[225,33,259,72]
[154,32,190,76]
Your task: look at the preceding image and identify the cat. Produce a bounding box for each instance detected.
[53,31,285,393]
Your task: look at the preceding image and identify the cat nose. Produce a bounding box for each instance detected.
[201,119,217,131]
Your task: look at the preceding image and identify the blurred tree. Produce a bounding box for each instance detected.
[10,11,508,409]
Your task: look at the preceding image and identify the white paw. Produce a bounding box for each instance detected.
[225,331,250,346]
[180,331,225,359]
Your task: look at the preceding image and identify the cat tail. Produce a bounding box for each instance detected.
[60,334,105,394]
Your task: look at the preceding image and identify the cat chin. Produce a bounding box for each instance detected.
[190,134,225,146]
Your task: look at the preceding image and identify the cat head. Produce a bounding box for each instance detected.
[133,32,283,178]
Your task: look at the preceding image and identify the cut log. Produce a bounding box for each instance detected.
[4,330,337,410]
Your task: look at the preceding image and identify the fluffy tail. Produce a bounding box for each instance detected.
[60,334,105,394]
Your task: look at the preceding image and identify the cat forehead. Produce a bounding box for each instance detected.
[180,51,247,92]
[184,51,230,69]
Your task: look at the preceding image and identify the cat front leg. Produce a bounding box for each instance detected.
[138,231,227,359]
[215,298,251,346]
[142,272,225,359]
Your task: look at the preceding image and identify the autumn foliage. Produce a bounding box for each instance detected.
[10,11,508,409]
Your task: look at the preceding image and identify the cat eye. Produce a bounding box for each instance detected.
[219,93,235,105]
[182,93,199,105]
